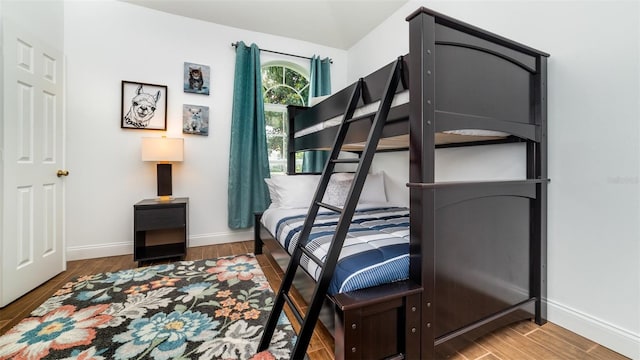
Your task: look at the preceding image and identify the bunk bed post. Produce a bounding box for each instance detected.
[407,8,436,359]
[529,56,548,325]
[254,212,263,255]
[286,105,308,175]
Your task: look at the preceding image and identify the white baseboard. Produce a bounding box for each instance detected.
[65,230,255,261]
[188,230,253,248]
[548,299,640,359]
[66,241,132,261]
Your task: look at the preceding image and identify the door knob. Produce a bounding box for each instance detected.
[56,170,69,177]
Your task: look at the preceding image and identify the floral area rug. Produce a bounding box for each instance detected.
[0,254,295,360]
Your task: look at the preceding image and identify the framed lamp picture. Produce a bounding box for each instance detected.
[121,81,167,130]
[182,104,209,136]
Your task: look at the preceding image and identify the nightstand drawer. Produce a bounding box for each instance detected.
[135,207,185,230]
[133,197,188,264]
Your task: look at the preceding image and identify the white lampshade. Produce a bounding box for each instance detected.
[141,137,184,162]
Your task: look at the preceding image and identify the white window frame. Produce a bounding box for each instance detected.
[262,61,309,174]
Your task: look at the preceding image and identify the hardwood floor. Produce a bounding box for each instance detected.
[0,241,629,360]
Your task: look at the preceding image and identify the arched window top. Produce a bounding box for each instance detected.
[262,62,310,106]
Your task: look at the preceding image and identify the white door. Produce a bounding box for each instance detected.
[1,21,66,307]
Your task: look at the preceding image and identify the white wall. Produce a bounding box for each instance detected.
[1,0,65,47]
[352,1,640,358]
[373,144,527,207]
[63,0,348,259]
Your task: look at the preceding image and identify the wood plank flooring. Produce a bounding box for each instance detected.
[0,241,630,360]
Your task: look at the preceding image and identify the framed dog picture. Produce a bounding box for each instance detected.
[121,81,167,130]
[182,104,209,136]
[183,62,210,95]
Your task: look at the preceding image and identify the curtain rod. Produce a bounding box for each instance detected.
[231,42,333,64]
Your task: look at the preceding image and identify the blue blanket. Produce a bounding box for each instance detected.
[273,207,409,294]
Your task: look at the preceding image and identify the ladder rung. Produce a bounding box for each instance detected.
[345,111,375,124]
[316,201,343,213]
[283,292,303,325]
[300,246,325,268]
[331,158,359,164]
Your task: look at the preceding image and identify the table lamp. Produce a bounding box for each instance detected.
[141,137,184,201]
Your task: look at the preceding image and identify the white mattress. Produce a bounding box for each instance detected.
[295,90,508,138]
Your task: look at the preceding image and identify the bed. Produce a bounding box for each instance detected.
[255,7,549,359]
[260,172,410,293]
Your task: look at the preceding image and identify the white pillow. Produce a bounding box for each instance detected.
[360,172,387,204]
[264,178,280,207]
[322,172,388,205]
[265,172,387,209]
[323,174,352,207]
[268,174,320,208]
[324,172,388,204]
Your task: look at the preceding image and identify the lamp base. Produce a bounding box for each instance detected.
[157,195,173,202]
[157,163,173,197]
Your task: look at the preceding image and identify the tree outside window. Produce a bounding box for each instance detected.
[262,62,308,173]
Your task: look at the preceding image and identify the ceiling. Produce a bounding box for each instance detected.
[121,0,409,49]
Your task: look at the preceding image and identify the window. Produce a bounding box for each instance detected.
[262,62,309,173]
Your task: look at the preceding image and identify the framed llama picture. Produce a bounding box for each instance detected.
[121,81,167,130]
[183,62,210,95]
[182,104,209,136]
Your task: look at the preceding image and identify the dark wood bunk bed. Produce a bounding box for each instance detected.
[254,7,549,359]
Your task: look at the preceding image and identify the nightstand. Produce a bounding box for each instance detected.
[133,197,188,266]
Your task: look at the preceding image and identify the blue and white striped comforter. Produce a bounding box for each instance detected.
[262,206,409,295]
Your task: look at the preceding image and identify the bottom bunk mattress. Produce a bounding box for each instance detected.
[261,206,410,295]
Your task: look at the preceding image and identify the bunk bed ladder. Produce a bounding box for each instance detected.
[258,57,404,358]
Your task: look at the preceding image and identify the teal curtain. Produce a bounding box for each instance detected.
[302,55,332,173]
[228,42,270,229]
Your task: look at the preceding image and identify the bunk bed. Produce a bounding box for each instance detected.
[254,7,549,359]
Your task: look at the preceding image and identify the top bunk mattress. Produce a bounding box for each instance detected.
[261,206,410,295]
[295,91,510,150]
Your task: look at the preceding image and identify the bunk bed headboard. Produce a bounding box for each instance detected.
[407,7,549,140]
[406,7,549,354]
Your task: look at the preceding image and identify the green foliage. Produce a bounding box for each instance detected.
[261,66,283,89]
[267,136,285,157]
[265,111,284,135]
[262,65,309,106]
[284,67,307,92]
[264,86,304,106]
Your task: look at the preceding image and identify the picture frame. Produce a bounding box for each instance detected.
[182,104,209,136]
[121,81,167,130]
[183,62,210,95]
